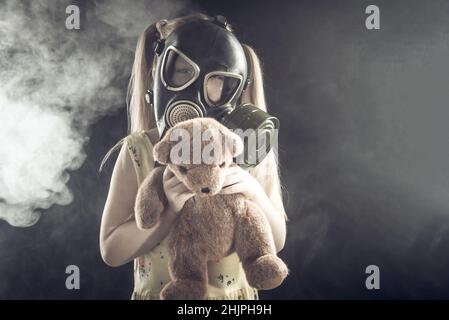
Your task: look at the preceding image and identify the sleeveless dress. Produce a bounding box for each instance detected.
[124,130,259,300]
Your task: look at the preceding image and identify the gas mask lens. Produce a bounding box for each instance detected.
[204,72,242,107]
[161,46,199,90]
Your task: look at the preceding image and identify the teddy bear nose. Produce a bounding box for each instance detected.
[201,187,210,194]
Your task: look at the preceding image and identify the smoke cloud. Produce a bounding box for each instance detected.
[0,0,194,227]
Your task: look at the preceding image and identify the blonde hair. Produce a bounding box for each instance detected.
[99,13,288,220]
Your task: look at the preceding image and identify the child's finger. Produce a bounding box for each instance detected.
[164,174,181,188]
[180,190,195,200]
[172,182,191,195]
[220,182,244,195]
[222,175,243,188]
[165,180,183,192]
[163,166,174,181]
[225,166,245,178]
[164,168,184,186]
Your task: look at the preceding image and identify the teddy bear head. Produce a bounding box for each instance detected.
[153,118,243,196]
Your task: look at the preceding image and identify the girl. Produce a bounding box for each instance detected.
[99,13,287,300]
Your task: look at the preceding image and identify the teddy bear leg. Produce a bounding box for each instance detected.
[160,249,208,300]
[235,202,289,290]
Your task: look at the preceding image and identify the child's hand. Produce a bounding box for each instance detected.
[219,165,264,201]
[162,166,195,213]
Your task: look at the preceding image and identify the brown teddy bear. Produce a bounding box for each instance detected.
[134,117,288,300]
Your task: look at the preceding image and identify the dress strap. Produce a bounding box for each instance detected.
[125,131,155,186]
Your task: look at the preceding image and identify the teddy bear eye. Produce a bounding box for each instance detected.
[179,166,188,174]
[219,161,226,168]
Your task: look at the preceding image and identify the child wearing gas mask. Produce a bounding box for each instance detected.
[99,13,287,300]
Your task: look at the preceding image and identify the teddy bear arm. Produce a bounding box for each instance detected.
[134,166,167,229]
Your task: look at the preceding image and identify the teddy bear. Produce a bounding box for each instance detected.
[134,117,288,300]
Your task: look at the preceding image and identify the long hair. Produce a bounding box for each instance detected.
[99,13,288,220]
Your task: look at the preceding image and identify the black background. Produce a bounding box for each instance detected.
[2,0,449,299]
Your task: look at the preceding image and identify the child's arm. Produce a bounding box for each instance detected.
[220,165,287,253]
[250,188,287,253]
[99,143,177,267]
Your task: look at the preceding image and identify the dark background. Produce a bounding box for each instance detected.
[2,0,449,299]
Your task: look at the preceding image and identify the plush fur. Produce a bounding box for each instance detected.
[134,118,288,300]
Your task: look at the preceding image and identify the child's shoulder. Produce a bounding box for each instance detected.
[123,129,158,184]
[125,128,158,148]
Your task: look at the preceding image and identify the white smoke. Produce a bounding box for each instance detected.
[0,0,195,227]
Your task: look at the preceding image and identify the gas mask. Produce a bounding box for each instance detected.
[146,16,279,168]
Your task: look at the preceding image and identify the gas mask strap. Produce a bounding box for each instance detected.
[212,15,229,29]
[242,45,252,92]
[145,25,167,106]
[153,38,165,56]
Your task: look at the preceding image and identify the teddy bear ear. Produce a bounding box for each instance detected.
[225,131,244,157]
[153,140,171,164]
